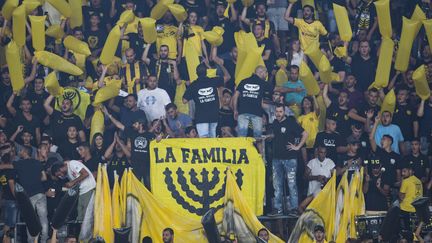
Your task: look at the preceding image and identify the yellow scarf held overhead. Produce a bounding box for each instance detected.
[184,38,200,82]
[333,4,352,42]
[64,36,91,56]
[69,0,82,28]
[299,61,320,96]
[2,0,18,20]
[370,37,394,89]
[90,109,105,145]
[234,31,265,85]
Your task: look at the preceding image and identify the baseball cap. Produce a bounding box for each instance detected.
[346,136,360,145]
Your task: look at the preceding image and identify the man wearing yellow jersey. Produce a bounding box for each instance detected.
[156,11,181,62]
[283,2,328,51]
[399,162,423,232]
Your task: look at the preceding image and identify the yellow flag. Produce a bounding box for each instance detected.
[93,164,113,242]
[93,80,121,106]
[289,172,336,242]
[349,169,365,238]
[214,169,284,243]
[335,171,350,243]
[184,38,200,82]
[299,61,320,96]
[112,172,122,229]
[45,71,64,97]
[54,87,90,120]
[234,31,265,85]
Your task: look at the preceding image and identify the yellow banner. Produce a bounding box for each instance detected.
[150,137,265,221]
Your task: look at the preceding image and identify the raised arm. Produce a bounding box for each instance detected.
[102,106,125,131]
[141,43,152,65]
[369,114,381,152]
[322,84,332,108]
[6,93,17,117]
[232,90,240,120]
[239,6,251,26]
[44,95,55,115]
[103,133,117,160]
[284,2,295,24]
[417,99,425,117]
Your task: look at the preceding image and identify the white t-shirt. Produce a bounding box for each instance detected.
[67,160,96,195]
[137,88,171,122]
[307,158,335,196]
[291,51,304,67]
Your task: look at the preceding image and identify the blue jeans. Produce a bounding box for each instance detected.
[1,200,17,228]
[272,159,298,211]
[27,193,48,243]
[237,113,263,138]
[196,123,217,138]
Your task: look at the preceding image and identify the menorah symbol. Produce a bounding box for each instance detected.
[163,167,244,216]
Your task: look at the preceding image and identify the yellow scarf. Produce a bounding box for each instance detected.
[125,62,142,94]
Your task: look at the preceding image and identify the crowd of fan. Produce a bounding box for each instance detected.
[0,0,431,242]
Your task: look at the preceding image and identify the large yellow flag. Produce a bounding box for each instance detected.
[234,31,265,85]
[288,172,336,242]
[215,170,284,242]
[335,171,350,243]
[93,164,113,242]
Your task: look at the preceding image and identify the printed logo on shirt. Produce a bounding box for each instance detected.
[244,84,260,92]
[198,87,214,96]
[197,87,216,103]
[281,127,286,133]
[145,96,157,105]
[323,139,335,147]
[134,136,148,150]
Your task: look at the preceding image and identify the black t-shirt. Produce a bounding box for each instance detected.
[257,38,275,72]
[0,169,16,200]
[179,0,207,17]
[351,54,377,92]
[405,154,430,180]
[365,173,389,211]
[84,156,102,174]
[327,103,350,136]
[272,116,304,159]
[218,107,236,128]
[236,74,273,117]
[82,5,111,31]
[314,131,343,162]
[14,111,40,138]
[183,77,224,123]
[26,90,49,123]
[0,82,12,116]
[393,103,417,140]
[107,154,130,186]
[125,127,155,163]
[84,28,108,52]
[13,159,44,197]
[374,147,401,187]
[336,153,362,180]
[353,102,380,122]
[58,140,80,160]
[49,110,84,144]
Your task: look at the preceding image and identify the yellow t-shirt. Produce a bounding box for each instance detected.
[156,25,178,59]
[400,175,423,212]
[297,112,319,148]
[293,18,328,50]
[183,25,204,57]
